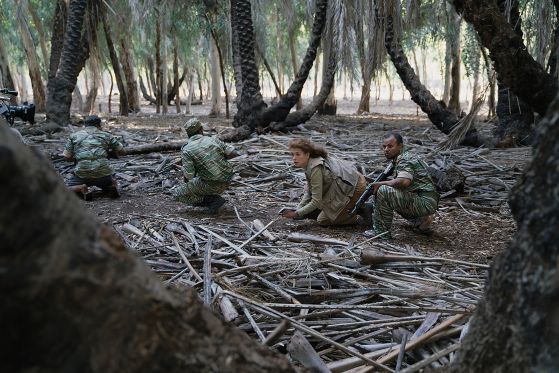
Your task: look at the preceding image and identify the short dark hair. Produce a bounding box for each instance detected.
[85,115,101,127]
[384,132,403,144]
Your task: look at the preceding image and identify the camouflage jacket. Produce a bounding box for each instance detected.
[392,147,437,194]
[181,134,235,183]
[64,126,123,179]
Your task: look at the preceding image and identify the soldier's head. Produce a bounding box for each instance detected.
[84,115,102,129]
[183,118,203,137]
[383,132,404,160]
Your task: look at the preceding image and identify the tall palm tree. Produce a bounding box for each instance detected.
[46,0,93,125]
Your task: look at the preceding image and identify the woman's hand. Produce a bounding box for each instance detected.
[281,209,298,219]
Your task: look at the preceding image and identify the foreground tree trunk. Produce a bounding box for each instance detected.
[0,121,295,372]
[46,0,90,125]
[449,84,559,373]
[451,0,558,115]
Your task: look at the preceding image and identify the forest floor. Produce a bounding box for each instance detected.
[20,98,532,369]
[28,98,529,264]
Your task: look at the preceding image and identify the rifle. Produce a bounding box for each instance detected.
[350,163,394,215]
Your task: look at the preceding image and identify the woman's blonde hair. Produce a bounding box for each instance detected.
[288,138,328,158]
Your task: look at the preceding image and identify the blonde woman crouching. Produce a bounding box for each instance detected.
[281,138,371,226]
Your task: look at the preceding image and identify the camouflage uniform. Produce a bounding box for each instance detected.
[64,126,123,188]
[373,148,439,239]
[173,131,235,205]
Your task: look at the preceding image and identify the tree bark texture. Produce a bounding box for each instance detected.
[0,35,16,104]
[46,0,90,125]
[231,3,243,101]
[493,0,534,147]
[231,0,266,131]
[547,0,559,79]
[26,0,49,72]
[102,6,128,116]
[451,0,558,115]
[355,0,378,115]
[317,18,337,116]
[449,85,559,373]
[209,35,222,117]
[16,0,46,112]
[0,121,296,373]
[172,35,181,113]
[139,76,156,104]
[119,39,140,113]
[48,0,67,83]
[270,43,337,131]
[155,14,162,113]
[383,14,458,135]
[447,12,462,114]
[160,10,168,114]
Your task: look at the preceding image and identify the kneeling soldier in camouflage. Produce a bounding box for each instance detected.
[364,132,439,239]
[63,115,124,200]
[173,118,239,214]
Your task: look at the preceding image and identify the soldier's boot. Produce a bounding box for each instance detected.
[204,195,226,215]
[357,203,374,227]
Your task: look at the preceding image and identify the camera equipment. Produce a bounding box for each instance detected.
[0,88,35,125]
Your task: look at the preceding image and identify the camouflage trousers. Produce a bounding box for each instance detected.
[173,177,229,205]
[373,185,438,239]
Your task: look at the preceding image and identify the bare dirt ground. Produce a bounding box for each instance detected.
[28,97,530,265]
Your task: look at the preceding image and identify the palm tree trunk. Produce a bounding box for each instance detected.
[48,0,66,83]
[0,35,16,104]
[101,5,128,116]
[230,0,265,131]
[447,12,462,114]
[493,0,534,147]
[84,63,98,114]
[260,0,328,124]
[442,37,452,104]
[26,1,49,72]
[383,13,458,135]
[119,39,140,113]
[451,0,557,115]
[16,0,46,112]
[548,0,559,79]
[172,35,181,113]
[155,13,162,113]
[270,42,337,131]
[46,0,90,125]
[209,34,222,117]
[160,9,168,114]
[231,4,243,101]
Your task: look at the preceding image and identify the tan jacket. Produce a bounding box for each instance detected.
[297,157,361,221]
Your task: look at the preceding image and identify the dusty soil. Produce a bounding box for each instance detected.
[27,98,529,265]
